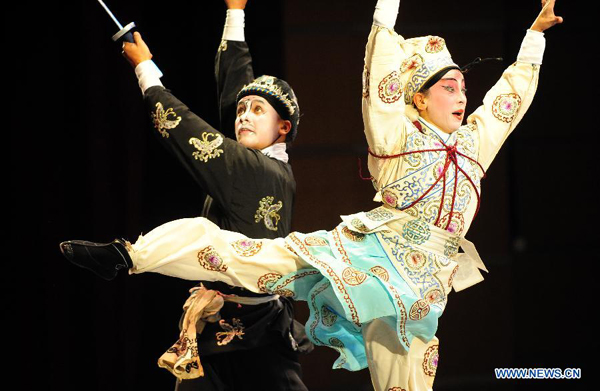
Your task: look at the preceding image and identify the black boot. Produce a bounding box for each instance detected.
[59,239,133,281]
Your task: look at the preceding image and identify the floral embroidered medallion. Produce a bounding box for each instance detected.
[422,344,440,377]
[401,219,431,245]
[438,212,465,235]
[152,102,181,138]
[197,246,227,272]
[321,305,338,327]
[341,226,365,242]
[304,236,328,246]
[215,318,245,346]
[401,54,424,73]
[424,288,444,304]
[378,71,403,104]
[409,299,431,321]
[342,267,368,286]
[370,265,390,282]
[382,189,399,208]
[362,66,370,98]
[405,250,427,271]
[425,37,445,53]
[254,196,283,231]
[492,93,522,123]
[366,206,394,222]
[189,132,224,162]
[351,218,370,233]
[230,239,263,257]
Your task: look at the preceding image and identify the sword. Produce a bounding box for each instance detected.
[96,0,136,43]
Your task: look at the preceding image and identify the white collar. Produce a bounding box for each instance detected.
[418,117,452,143]
[260,143,289,163]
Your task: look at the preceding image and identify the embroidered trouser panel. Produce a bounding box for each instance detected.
[362,317,438,391]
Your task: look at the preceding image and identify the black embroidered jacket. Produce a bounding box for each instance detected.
[143,40,311,354]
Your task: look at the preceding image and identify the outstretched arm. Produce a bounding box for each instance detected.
[470,1,563,170]
[215,0,254,139]
[121,31,264,208]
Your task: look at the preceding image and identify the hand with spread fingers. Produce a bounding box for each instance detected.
[531,0,564,32]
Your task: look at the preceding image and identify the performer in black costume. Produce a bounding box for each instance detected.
[62,1,312,390]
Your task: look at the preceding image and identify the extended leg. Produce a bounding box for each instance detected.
[362,317,439,391]
[61,217,310,293]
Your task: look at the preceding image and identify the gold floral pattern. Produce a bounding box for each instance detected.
[197,246,227,272]
[189,132,224,162]
[152,102,181,138]
[254,196,283,231]
[215,318,245,346]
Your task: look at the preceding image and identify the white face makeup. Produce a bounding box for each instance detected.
[415,69,467,134]
[235,95,288,150]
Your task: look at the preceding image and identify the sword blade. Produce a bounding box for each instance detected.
[97,0,123,30]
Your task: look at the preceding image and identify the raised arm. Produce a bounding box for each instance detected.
[122,32,266,208]
[215,0,254,139]
[469,0,562,170]
[362,0,407,158]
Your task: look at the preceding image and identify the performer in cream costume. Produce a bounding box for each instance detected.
[62,1,562,390]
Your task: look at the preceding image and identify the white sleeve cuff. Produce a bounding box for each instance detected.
[516,29,546,65]
[373,0,400,29]
[222,9,245,42]
[135,60,164,95]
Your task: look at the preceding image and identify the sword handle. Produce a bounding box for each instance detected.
[121,32,135,43]
[112,22,136,44]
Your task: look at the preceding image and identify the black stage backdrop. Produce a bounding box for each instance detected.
[8,1,595,390]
